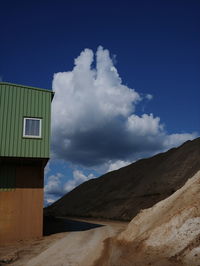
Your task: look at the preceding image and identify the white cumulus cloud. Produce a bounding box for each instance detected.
[44,173,64,196]
[107,160,132,172]
[51,46,197,167]
[146,94,153,100]
[44,169,96,205]
[64,170,95,193]
[126,113,163,136]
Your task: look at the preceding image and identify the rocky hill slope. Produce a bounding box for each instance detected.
[45,137,200,221]
[93,170,200,266]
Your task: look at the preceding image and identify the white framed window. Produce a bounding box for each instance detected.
[23,117,42,138]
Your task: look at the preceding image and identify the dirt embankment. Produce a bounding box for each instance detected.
[93,170,200,266]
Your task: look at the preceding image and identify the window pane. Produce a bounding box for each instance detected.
[25,119,40,136]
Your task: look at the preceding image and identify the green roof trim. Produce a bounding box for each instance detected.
[0,82,54,99]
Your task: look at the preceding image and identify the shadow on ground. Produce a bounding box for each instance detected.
[43,216,104,236]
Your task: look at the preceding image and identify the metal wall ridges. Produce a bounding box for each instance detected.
[0,83,53,158]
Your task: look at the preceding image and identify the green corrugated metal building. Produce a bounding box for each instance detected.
[0,82,53,158]
[0,82,54,244]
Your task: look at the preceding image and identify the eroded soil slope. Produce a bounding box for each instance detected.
[93,170,200,266]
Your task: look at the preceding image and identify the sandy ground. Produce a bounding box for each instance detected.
[0,218,127,266]
[0,232,67,265]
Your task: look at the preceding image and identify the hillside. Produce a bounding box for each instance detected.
[45,137,200,221]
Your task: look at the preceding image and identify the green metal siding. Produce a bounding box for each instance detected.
[0,83,53,158]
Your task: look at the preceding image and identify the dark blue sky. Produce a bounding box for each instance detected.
[1,0,199,134]
[2,0,199,204]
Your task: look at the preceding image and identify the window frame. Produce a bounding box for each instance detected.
[23,117,42,138]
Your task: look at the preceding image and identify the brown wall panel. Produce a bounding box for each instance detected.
[0,164,44,245]
[16,164,43,188]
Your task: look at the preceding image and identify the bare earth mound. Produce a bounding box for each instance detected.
[46,137,200,221]
[93,170,200,266]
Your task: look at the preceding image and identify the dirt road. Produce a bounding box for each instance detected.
[0,218,127,266]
